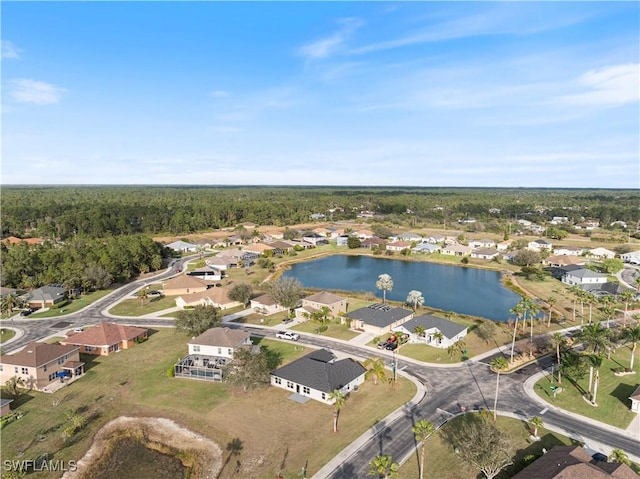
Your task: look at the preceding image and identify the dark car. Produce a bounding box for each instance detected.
[20,308,34,316]
[384,342,398,351]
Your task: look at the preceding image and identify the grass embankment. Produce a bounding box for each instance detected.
[534,346,638,429]
[399,414,580,479]
[1,329,415,479]
[108,296,176,316]
[0,329,16,343]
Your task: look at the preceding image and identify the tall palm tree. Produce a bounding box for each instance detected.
[569,285,581,323]
[527,300,541,341]
[363,357,387,385]
[584,292,597,325]
[620,290,635,318]
[546,295,557,327]
[599,304,615,330]
[549,332,566,384]
[588,354,604,404]
[433,331,444,346]
[529,416,544,438]
[368,454,399,479]
[0,294,19,316]
[327,389,346,433]
[137,288,149,306]
[576,322,611,355]
[509,301,525,363]
[376,274,393,304]
[491,356,509,421]
[412,419,435,479]
[406,290,425,312]
[624,326,640,370]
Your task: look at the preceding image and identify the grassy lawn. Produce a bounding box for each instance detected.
[25,289,116,319]
[1,329,416,479]
[399,414,580,479]
[231,311,290,326]
[291,321,360,341]
[0,328,16,343]
[108,295,177,316]
[534,346,638,429]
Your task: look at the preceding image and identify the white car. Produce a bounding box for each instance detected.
[275,331,299,341]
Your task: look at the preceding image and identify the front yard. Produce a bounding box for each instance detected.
[108,295,177,316]
[0,328,415,479]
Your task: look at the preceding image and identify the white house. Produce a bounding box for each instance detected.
[621,251,640,265]
[175,287,242,310]
[270,349,366,405]
[425,235,445,244]
[441,244,473,256]
[187,327,252,359]
[496,239,513,251]
[250,294,287,316]
[300,291,347,317]
[553,246,584,256]
[206,257,237,270]
[347,304,413,335]
[187,267,223,281]
[587,247,616,259]
[471,248,499,260]
[165,240,198,252]
[561,268,608,286]
[630,385,640,414]
[528,239,553,251]
[412,243,441,254]
[468,239,496,249]
[386,240,413,252]
[392,315,467,349]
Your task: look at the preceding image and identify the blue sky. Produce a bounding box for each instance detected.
[2,2,639,187]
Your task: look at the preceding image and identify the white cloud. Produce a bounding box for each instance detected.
[1,41,22,59]
[9,79,67,105]
[556,63,640,107]
[209,90,230,98]
[298,17,364,60]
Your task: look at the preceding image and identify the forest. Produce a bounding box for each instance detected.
[2,186,639,240]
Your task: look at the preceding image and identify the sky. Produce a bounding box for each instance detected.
[1,1,639,188]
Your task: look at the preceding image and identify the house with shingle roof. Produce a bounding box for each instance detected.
[553,245,585,256]
[61,322,148,356]
[392,314,467,349]
[0,342,83,392]
[470,248,499,260]
[250,294,287,316]
[544,255,587,268]
[2,236,45,247]
[27,285,67,309]
[412,243,441,254]
[587,247,616,259]
[165,240,198,252]
[243,243,276,255]
[347,304,413,335]
[386,240,413,252]
[163,275,210,296]
[441,244,473,256]
[561,268,608,286]
[468,239,496,249]
[300,291,347,317]
[528,239,553,251]
[270,348,366,404]
[187,267,223,281]
[175,287,241,310]
[511,445,637,479]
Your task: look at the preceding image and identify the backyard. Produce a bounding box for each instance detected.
[0,328,415,479]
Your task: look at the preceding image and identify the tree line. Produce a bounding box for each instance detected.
[2,186,638,240]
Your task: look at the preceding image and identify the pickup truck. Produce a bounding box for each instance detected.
[275,331,300,341]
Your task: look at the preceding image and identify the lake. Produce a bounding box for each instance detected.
[282,255,521,322]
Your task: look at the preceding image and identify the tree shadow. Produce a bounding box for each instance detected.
[504,432,582,478]
[216,437,243,479]
[263,347,284,370]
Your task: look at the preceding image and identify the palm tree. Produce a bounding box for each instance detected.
[137,288,149,306]
[376,274,393,304]
[447,338,465,359]
[527,300,541,341]
[368,454,399,479]
[584,292,597,325]
[600,304,615,330]
[624,326,640,370]
[588,354,604,404]
[327,389,346,433]
[1,293,19,316]
[414,325,426,340]
[620,290,635,318]
[609,449,631,465]
[549,332,566,384]
[529,416,544,438]
[576,322,611,355]
[412,419,435,479]
[509,301,525,363]
[5,376,26,397]
[406,290,425,312]
[491,356,509,421]
[569,285,581,323]
[433,331,444,346]
[363,357,387,385]
[546,295,557,327]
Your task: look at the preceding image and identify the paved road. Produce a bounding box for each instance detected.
[4,259,640,477]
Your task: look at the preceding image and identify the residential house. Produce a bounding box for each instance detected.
[392,314,467,349]
[561,268,608,286]
[496,239,513,251]
[621,251,640,265]
[441,244,473,256]
[175,287,241,310]
[0,287,18,299]
[517,219,532,227]
[528,224,546,235]
[630,385,640,413]
[550,216,569,224]
[468,239,496,249]
[587,247,616,260]
[412,244,441,254]
[267,241,295,255]
[288,240,315,250]
[310,213,326,220]
[187,267,223,281]
[250,294,287,316]
[217,248,258,264]
[27,285,67,309]
[0,342,83,392]
[224,235,245,246]
[336,235,350,247]
[424,235,445,244]
[576,220,600,230]
[261,229,284,241]
[361,238,386,249]
[544,255,587,268]
[1,398,13,416]
[386,240,412,252]
[61,322,148,356]
[165,240,198,252]
[270,348,366,404]
[470,248,499,260]
[163,275,210,296]
[528,239,553,251]
[347,304,413,335]
[206,256,237,270]
[355,230,375,240]
[243,243,276,256]
[553,246,585,256]
[2,236,45,247]
[174,327,253,382]
[313,227,331,236]
[395,233,423,242]
[300,291,347,317]
[511,446,637,479]
[302,233,329,246]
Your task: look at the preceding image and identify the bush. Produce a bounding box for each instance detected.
[461,257,469,264]
[166,366,175,377]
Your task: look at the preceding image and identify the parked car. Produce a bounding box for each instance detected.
[282,318,294,324]
[275,331,299,341]
[20,308,35,317]
[384,342,398,351]
[72,327,84,333]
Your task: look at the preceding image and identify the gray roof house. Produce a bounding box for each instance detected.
[270,349,366,404]
[165,240,198,252]
[27,285,67,308]
[412,243,441,254]
[562,268,608,286]
[393,314,468,349]
[347,304,414,335]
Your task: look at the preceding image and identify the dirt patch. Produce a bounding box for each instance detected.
[62,416,222,479]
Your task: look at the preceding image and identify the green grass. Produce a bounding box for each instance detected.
[291,321,360,341]
[0,329,416,479]
[399,414,580,479]
[26,289,116,319]
[534,346,638,429]
[108,295,177,316]
[0,328,16,343]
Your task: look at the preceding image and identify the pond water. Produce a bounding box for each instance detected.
[282,255,520,322]
[88,436,186,479]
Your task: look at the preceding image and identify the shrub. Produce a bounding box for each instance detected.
[166,366,175,378]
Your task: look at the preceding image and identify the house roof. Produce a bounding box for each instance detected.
[244,243,275,253]
[629,384,640,401]
[347,304,413,328]
[28,285,67,302]
[1,342,79,368]
[387,241,412,248]
[472,248,499,256]
[565,269,607,279]
[166,240,197,249]
[545,255,586,266]
[531,239,552,245]
[0,287,18,297]
[163,275,209,290]
[62,322,147,347]
[207,257,236,266]
[303,291,345,306]
[268,241,295,250]
[217,248,247,259]
[0,398,14,408]
[178,287,234,306]
[252,294,278,306]
[189,327,250,348]
[361,238,386,246]
[398,314,467,340]
[413,244,440,251]
[2,236,45,246]
[271,348,366,394]
[443,244,472,253]
[510,446,637,479]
